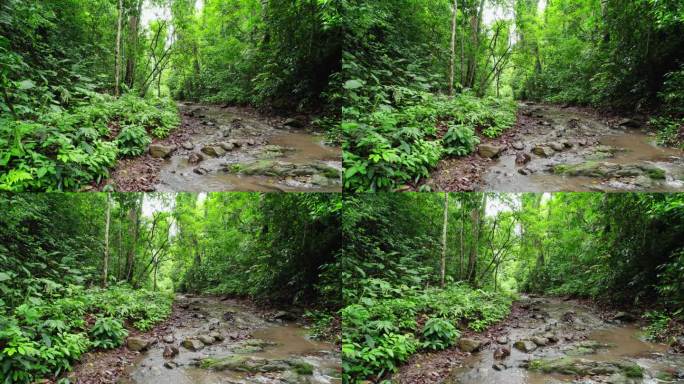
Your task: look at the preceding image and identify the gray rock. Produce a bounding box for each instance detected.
[532,336,549,346]
[550,142,565,152]
[273,310,296,321]
[181,141,195,150]
[618,118,642,128]
[496,336,509,344]
[220,142,236,151]
[458,338,482,353]
[127,337,151,352]
[614,312,636,322]
[209,332,225,342]
[494,346,510,359]
[149,144,176,159]
[283,117,306,128]
[516,153,532,165]
[478,144,505,158]
[188,152,204,165]
[162,335,174,343]
[163,361,178,369]
[532,146,555,158]
[163,345,179,358]
[514,340,537,353]
[512,142,525,150]
[201,145,226,157]
[518,168,532,176]
[181,338,204,351]
[198,335,215,345]
[193,167,209,175]
[493,363,507,371]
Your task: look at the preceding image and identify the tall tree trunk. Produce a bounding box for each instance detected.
[124,0,142,89]
[114,0,123,96]
[441,193,449,287]
[126,199,139,282]
[102,193,111,287]
[449,0,458,96]
[468,205,479,284]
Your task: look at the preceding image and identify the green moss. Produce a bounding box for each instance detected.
[644,167,666,180]
[291,360,314,375]
[622,363,644,378]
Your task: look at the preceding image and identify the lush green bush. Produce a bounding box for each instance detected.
[342,282,511,382]
[343,88,516,191]
[421,317,459,350]
[90,317,128,349]
[0,94,179,191]
[0,285,172,383]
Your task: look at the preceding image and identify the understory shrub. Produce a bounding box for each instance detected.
[342,282,511,382]
[343,86,516,191]
[0,285,172,383]
[0,93,179,191]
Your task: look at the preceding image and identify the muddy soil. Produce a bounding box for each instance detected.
[111,103,342,192]
[67,295,341,384]
[396,296,684,384]
[426,103,684,192]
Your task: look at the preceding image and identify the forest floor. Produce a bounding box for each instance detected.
[107,104,342,192]
[425,103,684,192]
[394,295,684,384]
[65,295,341,384]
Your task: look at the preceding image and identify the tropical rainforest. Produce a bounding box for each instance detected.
[342,193,684,383]
[342,0,684,192]
[0,192,342,383]
[0,0,341,192]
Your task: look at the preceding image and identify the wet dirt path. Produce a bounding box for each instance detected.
[69,295,341,384]
[440,296,684,384]
[478,103,684,192]
[111,103,342,192]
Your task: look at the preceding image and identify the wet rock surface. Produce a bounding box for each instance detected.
[116,295,341,384]
[478,103,684,192]
[152,103,341,192]
[439,296,684,384]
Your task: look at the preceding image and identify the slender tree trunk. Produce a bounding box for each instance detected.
[459,202,465,280]
[102,193,111,287]
[114,0,123,96]
[441,193,449,287]
[126,200,139,282]
[449,0,458,96]
[468,205,479,284]
[124,0,142,89]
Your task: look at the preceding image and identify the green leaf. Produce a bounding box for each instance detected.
[344,79,364,90]
[0,272,11,282]
[17,80,35,90]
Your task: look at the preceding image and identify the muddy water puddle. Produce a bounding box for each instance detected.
[480,104,684,192]
[120,296,341,384]
[155,104,342,192]
[444,297,683,384]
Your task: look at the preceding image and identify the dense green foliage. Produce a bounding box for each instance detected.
[341,193,684,382]
[0,192,341,382]
[1,0,342,190]
[170,193,342,307]
[0,0,180,191]
[341,1,520,191]
[341,194,514,381]
[169,0,341,112]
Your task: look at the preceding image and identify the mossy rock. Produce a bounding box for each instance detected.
[199,355,313,375]
[527,357,642,377]
[565,340,613,356]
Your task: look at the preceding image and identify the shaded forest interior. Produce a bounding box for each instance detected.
[342,0,684,191]
[342,193,684,382]
[0,0,341,191]
[0,192,341,383]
